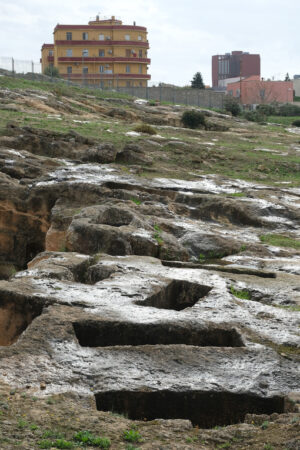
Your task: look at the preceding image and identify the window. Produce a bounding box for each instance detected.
[66,49,72,57]
[139,82,143,87]
[82,49,89,57]
[126,49,131,57]
[126,64,130,73]
[99,50,105,57]
[125,34,130,41]
[260,89,265,99]
[228,90,233,96]
[139,50,143,58]
[82,67,88,74]
[66,32,72,41]
[139,64,142,74]
[236,89,240,97]
[82,32,88,40]
[49,50,54,56]
[138,35,142,41]
[126,81,131,87]
[99,65,104,73]
[67,66,72,74]
[99,34,104,40]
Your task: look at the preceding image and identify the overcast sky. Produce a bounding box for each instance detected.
[0,0,299,86]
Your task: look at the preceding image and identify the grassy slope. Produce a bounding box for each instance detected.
[0,75,300,186]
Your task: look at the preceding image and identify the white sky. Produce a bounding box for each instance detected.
[0,0,299,86]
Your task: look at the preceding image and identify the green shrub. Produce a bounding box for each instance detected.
[224,96,241,116]
[44,66,60,78]
[181,110,206,129]
[278,103,300,116]
[123,429,143,443]
[133,123,157,135]
[291,119,300,127]
[243,111,266,123]
[257,104,277,116]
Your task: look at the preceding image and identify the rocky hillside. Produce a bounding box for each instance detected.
[0,75,299,449]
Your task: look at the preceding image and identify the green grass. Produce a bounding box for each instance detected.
[73,430,111,448]
[230,285,251,300]
[259,234,300,249]
[123,429,143,443]
[267,116,300,126]
[0,75,131,101]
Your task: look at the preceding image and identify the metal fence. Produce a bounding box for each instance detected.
[0,57,41,75]
[0,56,225,109]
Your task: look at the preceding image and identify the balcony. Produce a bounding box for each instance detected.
[61,73,151,80]
[55,40,149,48]
[57,57,150,64]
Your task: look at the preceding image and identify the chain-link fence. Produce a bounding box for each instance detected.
[0,57,41,74]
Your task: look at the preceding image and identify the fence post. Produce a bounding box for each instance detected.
[12,58,15,76]
[146,85,149,100]
[159,84,162,102]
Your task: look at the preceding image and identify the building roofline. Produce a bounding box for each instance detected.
[54,24,147,32]
[41,43,54,49]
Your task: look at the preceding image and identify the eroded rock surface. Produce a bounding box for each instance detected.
[0,93,299,441]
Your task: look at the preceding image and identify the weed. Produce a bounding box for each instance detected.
[54,440,73,449]
[46,397,56,405]
[261,420,269,430]
[229,192,246,197]
[73,430,111,448]
[30,423,38,431]
[186,436,198,443]
[123,429,143,443]
[130,197,142,206]
[17,419,28,429]
[198,253,206,262]
[240,245,247,252]
[259,234,300,249]
[217,442,231,448]
[134,123,157,135]
[38,441,53,449]
[125,446,141,450]
[263,444,274,450]
[153,224,163,245]
[230,285,251,300]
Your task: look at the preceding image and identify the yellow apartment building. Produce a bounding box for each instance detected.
[41,15,151,87]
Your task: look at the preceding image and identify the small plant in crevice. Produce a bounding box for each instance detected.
[198,253,206,262]
[153,224,163,246]
[261,420,269,430]
[130,197,142,206]
[263,444,274,450]
[123,428,143,443]
[230,285,251,300]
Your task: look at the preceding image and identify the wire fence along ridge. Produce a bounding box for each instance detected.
[0,56,225,109]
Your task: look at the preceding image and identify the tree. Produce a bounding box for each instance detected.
[285,73,290,81]
[191,72,205,89]
[44,65,60,78]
